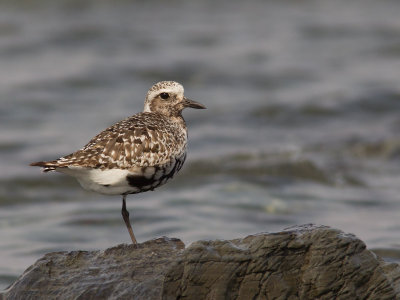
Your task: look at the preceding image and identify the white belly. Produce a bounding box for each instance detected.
[57,167,140,195]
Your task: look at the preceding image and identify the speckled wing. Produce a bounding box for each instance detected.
[40,112,187,170]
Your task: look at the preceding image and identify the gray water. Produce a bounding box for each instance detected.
[2,0,400,289]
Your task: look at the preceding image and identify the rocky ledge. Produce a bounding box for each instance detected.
[1,224,400,300]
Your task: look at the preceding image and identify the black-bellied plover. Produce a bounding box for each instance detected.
[30,81,205,244]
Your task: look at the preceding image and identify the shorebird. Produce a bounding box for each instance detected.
[30,81,205,244]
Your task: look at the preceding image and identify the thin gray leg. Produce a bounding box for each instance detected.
[121,195,137,244]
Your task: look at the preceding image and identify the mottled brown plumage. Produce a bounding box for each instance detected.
[30,81,205,244]
[38,112,187,170]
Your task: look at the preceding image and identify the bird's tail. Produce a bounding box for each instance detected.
[30,161,58,172]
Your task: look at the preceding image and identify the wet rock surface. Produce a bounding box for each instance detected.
[2,225,400,300]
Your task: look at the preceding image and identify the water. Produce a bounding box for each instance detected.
[1,0,400,289]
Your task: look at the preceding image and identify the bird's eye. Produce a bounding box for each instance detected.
[160,92,169,100]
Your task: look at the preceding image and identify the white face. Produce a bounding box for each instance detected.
[143,81,185,114]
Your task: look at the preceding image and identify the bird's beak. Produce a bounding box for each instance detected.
[183,97,206,109]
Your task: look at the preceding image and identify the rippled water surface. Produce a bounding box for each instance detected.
[1,0,400,289]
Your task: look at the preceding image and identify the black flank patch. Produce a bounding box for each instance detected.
[153,160,179,186]
[127,175,155,189]
[166,161,179,179]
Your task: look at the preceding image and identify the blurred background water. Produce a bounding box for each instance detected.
[1,0,400,289]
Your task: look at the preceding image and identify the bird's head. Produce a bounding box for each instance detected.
[144,81,205,117]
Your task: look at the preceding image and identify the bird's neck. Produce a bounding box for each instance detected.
[169,114,187,129]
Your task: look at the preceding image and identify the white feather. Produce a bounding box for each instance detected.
[57,166,141,195]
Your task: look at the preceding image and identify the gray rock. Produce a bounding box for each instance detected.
[2,224,400,300]
[163,224,400,300]
[1,237,185,300]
